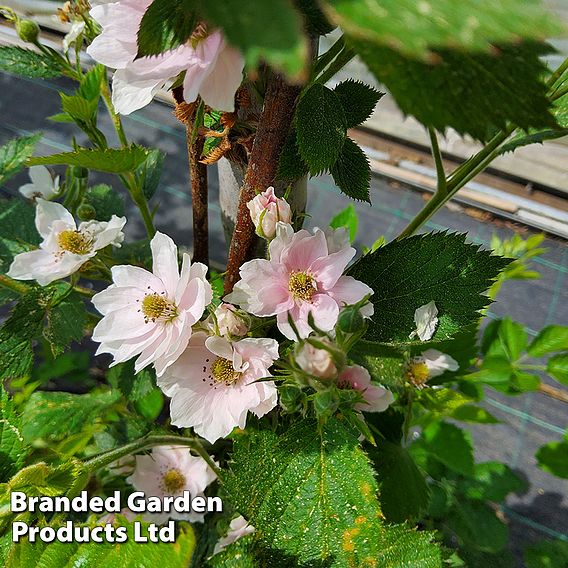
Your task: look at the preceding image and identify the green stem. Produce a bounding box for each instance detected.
[121,172,156,237]
[546,56,568,90]
[0,273,30,294]
[83,434,222,479]
[428,126,446,194]
[314,36,345,77]
[100,73,128,148]
[314,46,356,85]
[518,364,546,371]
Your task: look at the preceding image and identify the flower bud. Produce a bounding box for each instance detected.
[296,341,337,379]
[69,165,89,179]
[16,19,40,44]
[337,305,365,333]
[247,186,292,239]
[77,203,97,220]
[213,303,249,337]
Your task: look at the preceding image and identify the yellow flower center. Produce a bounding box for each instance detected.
[162,468,186,494]
[211,357,241,386]
[57,230,93,255]
[141,293,178,323]
[407,361,430,388]
[288,271,316,302]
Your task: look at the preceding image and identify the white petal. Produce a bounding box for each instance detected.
[151,232,180,297]
[422,349,459,377]
[414,301,439,341]
[35,199,75,238]
[111,69,165,115]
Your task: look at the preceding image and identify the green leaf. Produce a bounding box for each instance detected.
[134,388,164,421]
[500,90,568,154]
[0,387,27,483]
[547,354,568,386]
[43,292,87,357]
[27,146,150,174]
[331,137,371,203]
[413,421,474,477]
[368,440,430,523]
[451,405,499,424]
[348,232,508,343]
[330,204,358,242]
[276,129,309,182]
[0,198,39,272]
[323,0,560,56]
[293,0,334,35]
[296,83,347,175]
[200,0,308,79]
[3,519,195,568]
[6,460,84,497]
[349,341,406,389]
[446,501,508,553]
[21,390,120,443]
[225,418,441,567]
[0,134,42,186]
[137,0,197,57]
[462,461,527,502]
[108,361,156,403]
[524,539,568,568]
[60,93,98,124]
[467,356,514,385]
[536,439,568,479]
[481,318,528,361]
[0,46,63,79]
[83,184,125,221]
[78,64,106,101]
[529,325,568,357]
[349,41,556,141]
[333,80,384,128]
[137,149,165,200]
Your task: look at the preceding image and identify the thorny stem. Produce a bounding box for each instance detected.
[224,72,302,294]
[83,434,222,480]
[172,89,209,266]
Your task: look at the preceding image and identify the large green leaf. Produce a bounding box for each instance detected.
[481,318,528,361]
[350,41,556,141]
[368,441,431,523]
[546,354,568,386]
[137,0,197,57]
[3,519,195,568]
[108,361,156,403]
[0,134,42,186]
[524,540,568,568]
[27,146,150,174]
[43,291,87,357]
[225,418,441,567]
[0,387,27,483]
[349,341,406,388]
[348,232,508,344]
[21,390,120,443]
[322,0,561,56]
[296,83,347,175]
[462,461,527,502]
[331,137,371,203]
[0,46,63,79]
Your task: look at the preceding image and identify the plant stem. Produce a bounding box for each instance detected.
[428,126,446,194]
[546,56,568,90]
[539,382,568,404]
[100,72,128,148]
[83,434,222,479]
[314,46,356,85]
[224,72,302,294]
[0,273,30,294]
[314,36,345,78]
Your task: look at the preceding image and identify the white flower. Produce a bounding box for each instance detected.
[87,1,244,115]
[92,232,212,376]
[7,199,125,286]
[213,515,255,555]
[247,187,292,239]
[407,348,459,388]
[296,341,337,379]
[412,301,438,341]
[18,166,60,200]
[206,303,249,338]
[63,20,86,52]
[126,445,217,524]
[157,333,279,443]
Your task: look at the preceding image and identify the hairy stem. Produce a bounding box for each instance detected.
[224,72,302,294]
[83,434,222,479]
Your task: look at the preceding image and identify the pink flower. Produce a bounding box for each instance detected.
[157,332,279,443]
[338,365,394,412]
[127,445,217,524]
[213,515,255,555]
[7,199,125,286]
[296,341,337,379]
[225,223,373,339]
[92,232,212,375]
[247,187,292,239]
[87,1,244,114]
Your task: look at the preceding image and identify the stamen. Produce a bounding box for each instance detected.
[57,230,93,255]
[141,293,178,323]
[288,271,316,302]
[161,468,186,494]
[407,360,430,389]
[211,357,241,386]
